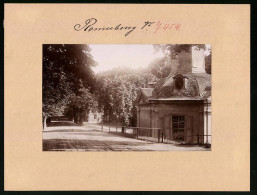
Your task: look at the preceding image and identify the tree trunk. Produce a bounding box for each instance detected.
[43,116,47,130]
[78,108,83,126]
[78,113,83,126]
[46,117,51,126]
[73,107,77,124]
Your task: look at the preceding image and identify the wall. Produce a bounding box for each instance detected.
[138,101,205,144]
[168,47,206,76]
[177,50,193,74]
[137,105,151,136]
[168,50,192,76]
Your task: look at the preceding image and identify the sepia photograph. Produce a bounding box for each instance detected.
[3,3,251,191]
[42,44,212,151]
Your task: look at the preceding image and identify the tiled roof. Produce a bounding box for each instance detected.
[194,73,211,97]
[162,77,174,87]
[149,72,211,100]
[150,97,202,101]
[200,86,211,99]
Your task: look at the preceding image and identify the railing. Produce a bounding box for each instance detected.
[170,133,211,144]
[99,124,163,143]
[98,123,211,145]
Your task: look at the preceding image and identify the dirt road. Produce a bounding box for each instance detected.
[43,122,210,151]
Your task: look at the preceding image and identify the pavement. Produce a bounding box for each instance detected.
[42,122,210,151]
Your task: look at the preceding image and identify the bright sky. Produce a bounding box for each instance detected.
[89,44,164,73]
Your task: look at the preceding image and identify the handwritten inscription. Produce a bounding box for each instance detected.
[74,18,181,36]
[154,21,181,33]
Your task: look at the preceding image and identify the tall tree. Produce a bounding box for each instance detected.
[148,56,171,79]
[43,44,98,125]
[95,67,154,126]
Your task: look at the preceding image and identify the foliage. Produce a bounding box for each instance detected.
[148,56,172,79]
[150,44,210,78]
[43,44,98,124]
[153,44,206,60]
[95,67,154,126]
[205,51,212,74]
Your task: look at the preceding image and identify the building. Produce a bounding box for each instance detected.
[136,46,211,144]
[84,110,102,124]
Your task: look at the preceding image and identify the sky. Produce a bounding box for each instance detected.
[89,44,164,73]
[89,44,212,73]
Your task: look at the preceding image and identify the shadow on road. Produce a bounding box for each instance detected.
[47,121,79,127]
[43,138,151,151]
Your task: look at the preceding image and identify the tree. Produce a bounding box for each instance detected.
[95,67,154,126]
[64,83,98,125]
[43,44,98,125]
[149,44,210,78]
[205,51,212,74]
[148,56,171,79]
[153,44,206,60]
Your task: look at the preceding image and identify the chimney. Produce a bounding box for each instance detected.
[192,46,206,73]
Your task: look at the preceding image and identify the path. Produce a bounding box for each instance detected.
[43,122,210,151]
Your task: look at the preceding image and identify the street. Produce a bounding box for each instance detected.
[43,122,210,151]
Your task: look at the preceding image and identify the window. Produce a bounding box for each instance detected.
[175,77,184,90]
[172,116,185,133]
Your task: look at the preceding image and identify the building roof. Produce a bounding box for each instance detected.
[139,72,211,103]
[150,97,203,101]
[194,73,211,96]
[148,81,157,85]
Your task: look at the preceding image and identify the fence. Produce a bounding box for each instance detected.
[99,123,211,145]
[98,124,163,142]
